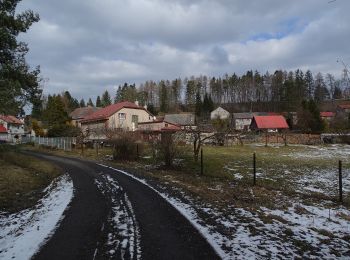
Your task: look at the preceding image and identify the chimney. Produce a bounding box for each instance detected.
[135,100,139,106]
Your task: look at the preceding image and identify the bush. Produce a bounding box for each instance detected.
[110,133,143,161]
[47,124,80,137]
[152,131,182,168]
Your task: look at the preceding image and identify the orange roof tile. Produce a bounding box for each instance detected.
[252,115,289,129]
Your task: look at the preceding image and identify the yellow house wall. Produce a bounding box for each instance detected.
[108,108,152,130]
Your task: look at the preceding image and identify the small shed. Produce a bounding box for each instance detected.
[210,107,230,120]
[250,115,289,131]
[250,115,289,146]
[164,113,196,129]
[138,119,181,132]
[232,113,254,131]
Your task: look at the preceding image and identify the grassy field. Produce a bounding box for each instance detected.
[27,142,350,209]
[0,147,61,212]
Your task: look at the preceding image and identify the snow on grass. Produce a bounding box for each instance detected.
[95,175,141,260]
[284,144,350,160]
[98,163,350,259]
[261,204,350,258]
[0,174,73,260]
[296,168,350,195]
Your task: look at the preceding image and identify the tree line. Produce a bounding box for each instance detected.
[45,69,348,116]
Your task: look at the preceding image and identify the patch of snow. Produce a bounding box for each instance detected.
[285,144,350,160]
[95,175,141,259]
[0,174,74,260]
[97,163,227,259]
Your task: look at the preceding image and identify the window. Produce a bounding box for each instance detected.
[132,115,139,128]
[118,113,126,120]
[118,113,126,127]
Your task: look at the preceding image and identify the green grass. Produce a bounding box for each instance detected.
[0,151,61,212]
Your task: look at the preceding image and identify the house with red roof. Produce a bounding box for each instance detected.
[80,101,154,139]
[320,112,335,123]
[250,115,289,132]
[0,125,8,142]
[0,115,24,142]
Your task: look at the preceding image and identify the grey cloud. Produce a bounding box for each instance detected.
[16,0,350,100]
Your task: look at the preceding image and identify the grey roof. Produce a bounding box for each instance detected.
[233,112,277,119]
[69,106,101,120]
[232,113,254,119]
[164,113,195,126]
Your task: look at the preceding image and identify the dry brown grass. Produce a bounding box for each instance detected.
[0,152,61,212]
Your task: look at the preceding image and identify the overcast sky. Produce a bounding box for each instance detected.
[18,0,350,101]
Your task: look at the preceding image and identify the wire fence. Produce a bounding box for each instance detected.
[21,136,76,151]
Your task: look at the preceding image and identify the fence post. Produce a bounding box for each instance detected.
[136,144,139,159]
[200,148,203,175]
[339,160,343,203]
[253,152,256,186]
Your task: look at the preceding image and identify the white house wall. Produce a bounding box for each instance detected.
[210,109,230,120]
[235,118,252,130]
[0,119,25,143]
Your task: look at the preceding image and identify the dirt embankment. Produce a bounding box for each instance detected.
[0,149,61,212]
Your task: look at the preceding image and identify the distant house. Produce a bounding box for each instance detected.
[232,113,254,131]
[138,118,181,132]
[70,106,101,127]
[250,115,289,132]
[210,107,230,120]
[0,115,25,142]
[320,112,335,123]
[164,113,196,129]
[0,125,8,142]
[336,104,350,116]
[80,101,153,139]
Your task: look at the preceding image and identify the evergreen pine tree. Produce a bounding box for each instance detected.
[0,0,41,114]
[96,96,102,107]
[87,98,94,106]
[79,99,86,107]
[305,70,314,100]
[159,81,168,113]
[101,90,112,107]
[114,86,122,103]
[195,92,202,117]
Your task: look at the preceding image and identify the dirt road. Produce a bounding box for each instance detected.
[24,152,219,260]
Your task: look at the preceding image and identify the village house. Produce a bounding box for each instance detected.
[0,125,8,142]
[80,101,153,140]
[70,106,101,128]
[210,107,230,120]
[138,118,181,132]
[164,113,196,130]
[0,115,25,143]
[320,112,335,123]
[231,113,254,131]
[336,104,350,116]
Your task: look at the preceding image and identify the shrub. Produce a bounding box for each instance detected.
[110,133,143,161]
